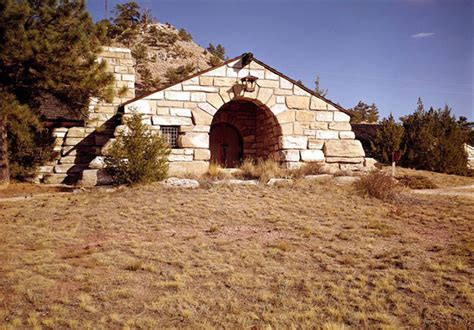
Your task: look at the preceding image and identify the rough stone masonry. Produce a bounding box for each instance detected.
[38,48,374,185]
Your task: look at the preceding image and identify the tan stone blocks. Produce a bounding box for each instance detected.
[190,92,206,102]
[279,135,307,149]
[293,122,309,135]
[295,110,315,122]
[257,88,273,104]
[310,96,329,110]
[125,100,151,114]
[169,161,209,175]
[178,132,209,149]
[192,108,213,125]
[207,94,224,109]
[293,85,310,96]
[280,122,293,134]
[334,111,351,122]
[280,150,300,162]
[308,139,324,149]
[315,111,334,122]
[114,66,128,74]
[157,100,184,108]
[286,96,310,110]
[170,108,192,117]
[167,84,183,91]
[310,122,329,130]
[273,88,293,96]
[168,154,193,162]
[121,74,135,82]
[316,130,339,140]
[181,76,199,85]
[182,85,218,92]
[203,66,226,77]
[212,77,236,86]
[152,116,192,126]
[325,157,364,164]
[280,77,293,89]
[323,140,365,157]
[339,131,355,139]
[265,70,279,80]
[226,67,249,78]
[257,80,279,88]
[165,91,190,101]
[198,102,217,116]
[301,149,325,162]
[192,125,210,133]
[157,107,169,115]
[194,149,211,160]
[329,122,352,131]
[276,110,295,123]
[199,76,214,86]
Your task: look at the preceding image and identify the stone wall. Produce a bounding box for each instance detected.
[0,118,8,184]
[121,57,369,175]
[37,47,136,184]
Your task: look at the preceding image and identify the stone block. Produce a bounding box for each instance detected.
[194,149,211,160]
[170,108,192,117]
[276,110,295,124]
[207,93,224,109]
[339,131,355,139]
[125,100,151,114]
[164,177,200,188]
[308,139,325,149]
[323,140,365,158]
[152,116,192,126]
[295,110,315,122]
[280,77,293,89]
[265,70,279,80]
[256,80,279,88]
[182,85,218,92]
[293,85,309,96]
[271,104,288,116]
[178,133,209,149]
[364,158,377,169]
[121,74,135,82]
[168,154,193,162]
[143,91,164,100]
[286,96,310,110]
[213,77,237,86]
[66,127,87,138]
[168,161,209,175]
[199,76,214,86]
[192,108,213,125]
[301,149,325,162]
[192,125,210,133]
[325,157,364,164]
[315,111,334,122]
[203,66,226,77]
[43,174,67,184]
[198,102,217,116]
[334,111,351,122]
[191,92,206,102]
[257,88,273,104]
[316,130,339,140]
[280,150,300,162]
[310,122,329,130]
[165,91,190,101]
[310,96,330,110]
[329,122,352,131]
[279,136,307,149]
[280,122,293,135]
[89,156,106,169]
[157,100,184,108]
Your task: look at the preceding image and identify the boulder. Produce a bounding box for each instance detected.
[323,140,365,158]
[89,156,106,169]
[164,177,200,188]
[267,178,293,186]
[300,150,325,162]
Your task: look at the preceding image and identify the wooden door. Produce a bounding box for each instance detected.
[210,123,243,167]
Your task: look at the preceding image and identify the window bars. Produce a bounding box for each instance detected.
[160,126,179,148]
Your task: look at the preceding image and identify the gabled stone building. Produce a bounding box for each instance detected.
[39,47,372,184]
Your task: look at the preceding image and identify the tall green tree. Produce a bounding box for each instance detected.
[0,0,114,179]
[108,1,141,43]
[373,114,404,163]
[347,101,379,123]
[314,75,328,97]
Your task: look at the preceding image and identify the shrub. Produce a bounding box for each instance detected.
[105,113,170,185]
[288,162,324,178]
[396,175,437,189]
[374,114,404,164]
[354,170,400,201]
[165,64,195,85]
[237,157,283,183]
[205,163,229,180]
[178,28,192,41]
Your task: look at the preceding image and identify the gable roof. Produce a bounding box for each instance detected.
[123,52,351,115]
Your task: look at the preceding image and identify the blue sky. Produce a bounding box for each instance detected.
[87,0,473,121]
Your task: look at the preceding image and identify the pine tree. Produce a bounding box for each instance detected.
[367,103,380,123]
[0,0,114,179]
[108,1,141,43]
[314,76,328,97]
[373,114,404,163]
[207,43,225,60]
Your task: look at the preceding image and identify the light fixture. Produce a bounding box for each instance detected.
[241,74,258,93]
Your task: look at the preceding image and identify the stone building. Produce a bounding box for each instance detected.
[38,48,372,184]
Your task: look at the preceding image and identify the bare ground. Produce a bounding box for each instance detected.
[0,178,473,328]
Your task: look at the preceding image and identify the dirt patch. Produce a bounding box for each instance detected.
[0,182,74,198]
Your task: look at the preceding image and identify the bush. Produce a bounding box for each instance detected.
[178,28,192,41]
[396,175,437,189]
[165,64,195,85]
[105,113,170,185]
[354,170,400,201]
[288,162,324,178]
[237,158,283,183]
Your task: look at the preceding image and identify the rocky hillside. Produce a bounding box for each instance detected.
[110,21,216,97]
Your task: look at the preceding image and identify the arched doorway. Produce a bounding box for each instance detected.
[209,123,243,167]
[210,99,282,168]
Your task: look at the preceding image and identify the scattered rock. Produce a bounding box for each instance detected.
[213,179,258,186]
[89,156,106,169]
[267,178,293,186]
[334,176,359,185]
[164,177,200,188]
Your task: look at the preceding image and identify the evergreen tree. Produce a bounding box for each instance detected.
[314,75,328,97]
[0,0,114,179]
[207,43,225,60]
[347,101,379,123]
[108,1,141,43]
[373,114,404,163]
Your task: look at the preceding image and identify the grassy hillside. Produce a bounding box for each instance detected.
[0,178,472,328]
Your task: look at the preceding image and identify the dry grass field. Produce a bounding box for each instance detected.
[0,175,473,328]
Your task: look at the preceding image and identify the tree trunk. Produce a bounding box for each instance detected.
[0,117,9,184]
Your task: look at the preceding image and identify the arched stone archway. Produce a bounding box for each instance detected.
[210,99,282,167]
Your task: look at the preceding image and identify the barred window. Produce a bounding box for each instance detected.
[160,126,179,148]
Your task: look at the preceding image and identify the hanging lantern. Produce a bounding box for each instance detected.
[241,74,258,92]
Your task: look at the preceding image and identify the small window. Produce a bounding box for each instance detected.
[160,126,179,148]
